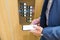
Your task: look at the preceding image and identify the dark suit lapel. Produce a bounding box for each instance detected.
[40,0,49,28]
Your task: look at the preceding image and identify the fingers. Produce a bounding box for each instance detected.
[29,26,43,37]
[29,25,43,36]
[29,25,41,33]
[33,26,41,30]
[37,23,40,26]
[31,18,40,25]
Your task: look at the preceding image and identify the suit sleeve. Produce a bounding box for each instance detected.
[42,26,60,40]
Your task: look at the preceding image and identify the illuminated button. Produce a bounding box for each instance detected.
[24,6,26,8]
[30,14,32,16]
[30,18,32,22]
[30,18,32,20]
[24,15,26,17]
[30,12,32,14]
[24,9,26,11]
[30,6,33,8]
[30,9,33,11]
[30,20,32,22]
[24,3,26,5]
[24,12,26,14]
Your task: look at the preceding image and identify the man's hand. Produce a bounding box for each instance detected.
[31,17,40,26]
[30,17,43,37]
[30,25,43,37]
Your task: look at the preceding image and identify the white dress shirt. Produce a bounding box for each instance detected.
[45,0,53,25]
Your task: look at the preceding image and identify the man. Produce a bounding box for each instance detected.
[30,0,60,40]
